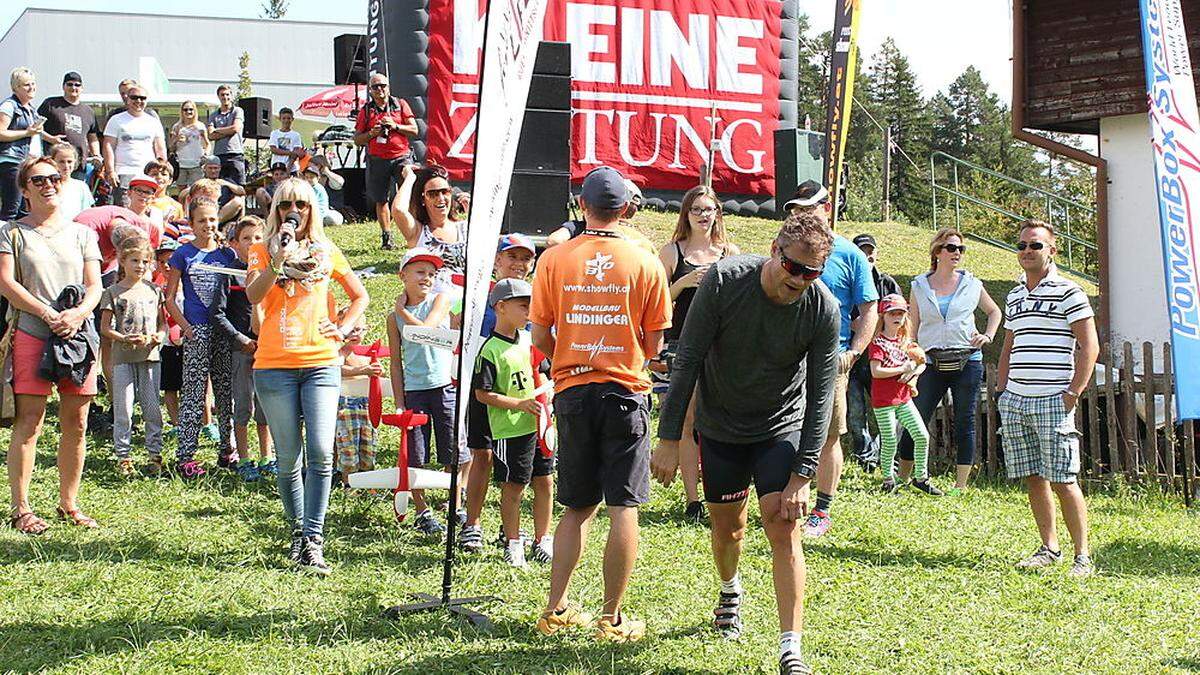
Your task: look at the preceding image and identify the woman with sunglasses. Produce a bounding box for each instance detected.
[655,185,740,524]
[169,101,209,187]
[245,178,369,575]
[392,163,466,293]
[0,156,104,533]
[898,228,1002,492]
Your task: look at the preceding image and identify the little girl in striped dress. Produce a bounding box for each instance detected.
[868,294,943,495]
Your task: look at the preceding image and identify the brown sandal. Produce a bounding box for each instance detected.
[10,510,49,534]
[56,506,99,529]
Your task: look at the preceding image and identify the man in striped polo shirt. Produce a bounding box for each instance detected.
[996,220,1099,577]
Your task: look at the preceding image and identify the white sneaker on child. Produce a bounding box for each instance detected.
[504,539,528,568]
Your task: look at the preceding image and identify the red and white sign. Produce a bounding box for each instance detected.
[425,0,782,195]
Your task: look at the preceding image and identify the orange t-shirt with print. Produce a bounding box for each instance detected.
[247,241,351,369]
[530,230,671,394]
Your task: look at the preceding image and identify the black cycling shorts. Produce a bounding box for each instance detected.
[699,431,799,503]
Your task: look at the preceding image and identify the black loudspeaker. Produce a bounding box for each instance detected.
[238,97,272,139]
[533,41,571,76]
[504,172,570,236]
[336,168,369,220]
[515,110,570,173]
[527,74,570,111]
[334,33,368,85]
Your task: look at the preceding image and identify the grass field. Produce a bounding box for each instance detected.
[4,215,1195,675]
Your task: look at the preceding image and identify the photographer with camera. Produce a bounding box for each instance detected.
[353,73,417,251]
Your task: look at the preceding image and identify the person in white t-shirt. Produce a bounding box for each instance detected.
[102,84,165,207]
[168,100,209,187]
[268,107,304,174]
[49,142,93,220]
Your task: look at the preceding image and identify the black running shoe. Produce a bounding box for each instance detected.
[299,535,331,576]
[381,230,396,250]
[911,478,945,496]
[713,589,743,639]
[779,651,813,675]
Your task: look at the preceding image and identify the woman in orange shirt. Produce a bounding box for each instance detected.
[245,177,369,576]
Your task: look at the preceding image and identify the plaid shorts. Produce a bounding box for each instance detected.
[336,396,376,474]
[998,391,1080,483]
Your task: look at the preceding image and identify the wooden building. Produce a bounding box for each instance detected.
[1013,0,1200,356]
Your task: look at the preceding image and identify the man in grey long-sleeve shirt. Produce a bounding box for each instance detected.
[650,211,838,674]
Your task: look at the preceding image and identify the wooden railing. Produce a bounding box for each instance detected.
[922,341,1196,497]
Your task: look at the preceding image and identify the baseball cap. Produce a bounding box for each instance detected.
[879,293,908,314]
[497,233,536,256]
[488,278,533,306]
[852,233,877,250]
[63,71,82,85]
[203,155,222,167]
[784,180,830,210]
[623,179,643,206]
[580,166,629,210]
[156,237,181,252]
[400,247,443,270]
[128,174,158,191]
[270,162,289,173]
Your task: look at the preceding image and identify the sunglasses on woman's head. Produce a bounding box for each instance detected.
[277,200,309,210]
[941,243,967,254]
[778,250,824,280]
[28,173,63,187]
[1016,241,1046,251]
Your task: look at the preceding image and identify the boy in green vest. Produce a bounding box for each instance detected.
[472,277,554,568]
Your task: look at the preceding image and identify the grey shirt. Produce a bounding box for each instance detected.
[0,220,102,339]
[657,254,840,476]
[208,107,244,155]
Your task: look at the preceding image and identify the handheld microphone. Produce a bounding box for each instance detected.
[280,212,300,249]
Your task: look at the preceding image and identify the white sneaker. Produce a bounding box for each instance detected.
[530,536,553,564]
[504,539,528,568]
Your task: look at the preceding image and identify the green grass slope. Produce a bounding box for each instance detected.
[3,214,1182,675]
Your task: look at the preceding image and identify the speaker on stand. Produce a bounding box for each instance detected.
[238,96,273,185]
[504,42,572,237]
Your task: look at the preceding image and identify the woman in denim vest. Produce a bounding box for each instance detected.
[899,228,1002,492]
[0,68,60,220]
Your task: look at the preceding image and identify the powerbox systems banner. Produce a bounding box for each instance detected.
[1141,0,1200,419]
[366,0,389,78]
[455,0,550,435]
[425,0,783,196]
[822,0,860,223]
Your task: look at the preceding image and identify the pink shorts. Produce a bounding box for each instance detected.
[11,329,98,397]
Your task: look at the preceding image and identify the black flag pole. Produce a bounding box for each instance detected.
[383,0,499,630]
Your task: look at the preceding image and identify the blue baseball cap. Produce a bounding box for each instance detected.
[580,166,629,210]
[497,233,536,255]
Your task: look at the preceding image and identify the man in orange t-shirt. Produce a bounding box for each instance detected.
[530,166,671,641]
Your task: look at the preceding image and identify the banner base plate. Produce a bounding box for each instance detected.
[384,593,499,630]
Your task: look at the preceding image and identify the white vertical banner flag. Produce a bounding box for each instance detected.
[1141,0,1200,419]
[455,0,549,435]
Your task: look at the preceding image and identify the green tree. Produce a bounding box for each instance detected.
[237,51,253,99]
[261,0,290,19]
[863,38,933,223]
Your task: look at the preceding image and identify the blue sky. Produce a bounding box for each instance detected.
[2,1,1013,99]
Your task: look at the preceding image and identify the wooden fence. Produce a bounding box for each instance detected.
[922,341,1197,496]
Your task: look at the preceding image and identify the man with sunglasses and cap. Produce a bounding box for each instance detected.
[996,219,1099,577]
[845,233,900,470]
[38,72,101,181]
[783,181,879,539]
[651,209,837,675]
[102,84,165,208]
[354,73,417,250]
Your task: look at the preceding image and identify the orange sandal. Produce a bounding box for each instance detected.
[56,506,99,529]
[10,510,49,534]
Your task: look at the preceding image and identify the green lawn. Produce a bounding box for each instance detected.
[2,216,1189,675]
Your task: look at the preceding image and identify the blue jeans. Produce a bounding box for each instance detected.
[899,360,984,466]
[0,161,22,220]
[255,366,341,536]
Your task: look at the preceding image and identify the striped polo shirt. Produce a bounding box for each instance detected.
[1004,264,1094,396]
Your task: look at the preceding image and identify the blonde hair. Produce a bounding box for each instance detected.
[265,178,325,243]
[672,185,728,245]
[929,227,964,271]
[9,67,33,91]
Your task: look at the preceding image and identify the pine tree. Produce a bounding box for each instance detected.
[261,0,290,19]
[237,52,253,100]
[863,38,933,222]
